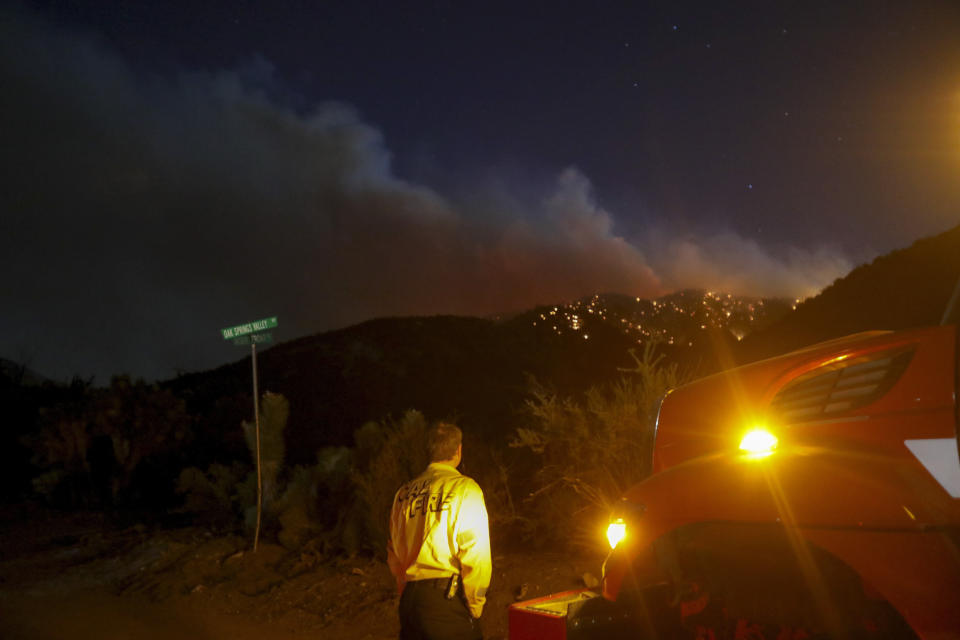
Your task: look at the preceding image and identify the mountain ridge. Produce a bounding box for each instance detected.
[738,224,960,363]
[163,289,791,466]
[6,224,959,470]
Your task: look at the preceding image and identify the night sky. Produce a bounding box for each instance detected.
[2,1,959,382]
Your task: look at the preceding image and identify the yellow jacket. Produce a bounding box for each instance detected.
[387,462,491,618]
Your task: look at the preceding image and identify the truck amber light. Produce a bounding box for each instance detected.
[740,428,778,458]
[606,519,626,549]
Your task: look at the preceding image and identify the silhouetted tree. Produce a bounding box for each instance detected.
[511,341,690,547]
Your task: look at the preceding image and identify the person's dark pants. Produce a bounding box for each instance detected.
[399,578,482,640]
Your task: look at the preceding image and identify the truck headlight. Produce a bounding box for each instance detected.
[606,518,626,549]
[740,427,778,459]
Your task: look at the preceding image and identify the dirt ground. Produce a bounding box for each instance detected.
[0,505,606,639]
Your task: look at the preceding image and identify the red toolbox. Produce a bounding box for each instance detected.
[508,589,635,639]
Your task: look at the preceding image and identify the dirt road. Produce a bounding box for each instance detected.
[0,507,602,639]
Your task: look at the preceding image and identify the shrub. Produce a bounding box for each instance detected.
[275,464,320,550]
[175,462,247,528]
[237,391,290,546]
[28,375,192,508]
[511,341,691,547]
[460,437,531,550]
[311,446,353,531]
[351,410,429,554]
[241,390,288,513]
[93,375,192,505]
[271,447,355,551]
[27,378,95,506]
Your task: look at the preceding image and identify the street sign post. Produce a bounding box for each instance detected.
[221,316,278,553]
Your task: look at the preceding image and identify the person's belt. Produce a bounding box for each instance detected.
[410,577,453,589]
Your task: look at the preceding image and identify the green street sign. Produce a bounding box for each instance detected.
[221,316,278,340]
[232,332,273,346]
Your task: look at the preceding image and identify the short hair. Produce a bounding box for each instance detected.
[428,422,462,462]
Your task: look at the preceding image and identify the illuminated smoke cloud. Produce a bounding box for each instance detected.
[645,232,852,299]
[0,7,850,380]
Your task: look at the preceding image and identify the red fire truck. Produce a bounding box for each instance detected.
[511,324,960,639]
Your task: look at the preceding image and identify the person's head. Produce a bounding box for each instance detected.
[428,422,462,466]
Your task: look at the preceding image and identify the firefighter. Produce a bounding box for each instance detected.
[387,422,491,640]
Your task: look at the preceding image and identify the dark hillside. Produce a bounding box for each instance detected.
[739,224,960,363]
[2,290,789,502]
[166,315,642,467]
[163,288,791,470]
